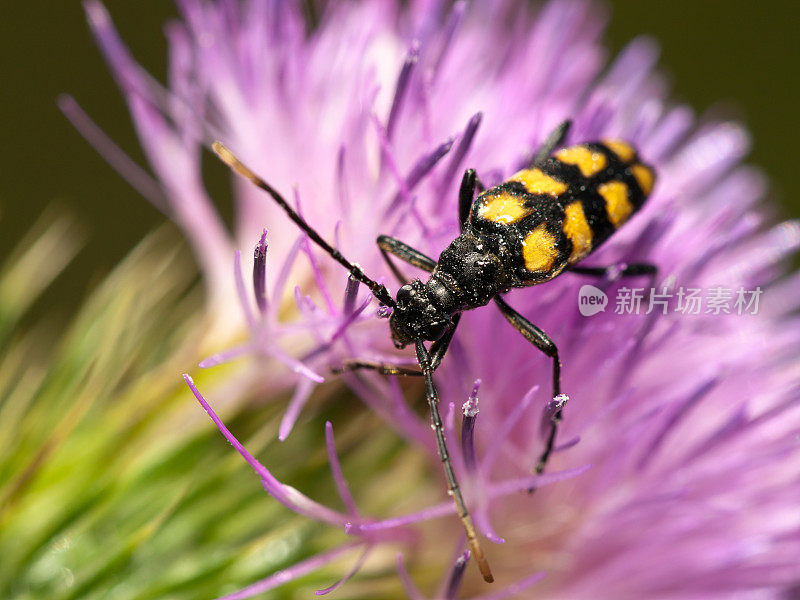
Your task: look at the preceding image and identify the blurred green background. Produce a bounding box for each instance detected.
[1,0,798,320]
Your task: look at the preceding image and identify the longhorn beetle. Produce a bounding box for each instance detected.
[213,120,656,583]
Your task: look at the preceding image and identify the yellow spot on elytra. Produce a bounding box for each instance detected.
[510,168,568,196]
[603,140,636,163]
[522,224,559,273]
[479,192,530,224]
[555,145,607,177]
[563,202,594,263]
[598,181,633,227]
[631,164,655,195]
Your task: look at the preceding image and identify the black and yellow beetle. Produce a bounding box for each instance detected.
[213,120,656,583]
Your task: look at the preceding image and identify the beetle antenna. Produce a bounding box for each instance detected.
[212,142,395,308]
[415,339,494,583]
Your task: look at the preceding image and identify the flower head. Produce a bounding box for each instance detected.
[70,0,800,597]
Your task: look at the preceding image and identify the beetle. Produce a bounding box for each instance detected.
[213,120,656,582]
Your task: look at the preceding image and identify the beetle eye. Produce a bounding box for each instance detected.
[424,321,448,341]
[396,285,413,308]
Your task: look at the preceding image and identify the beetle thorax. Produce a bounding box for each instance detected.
[434,233,509,309]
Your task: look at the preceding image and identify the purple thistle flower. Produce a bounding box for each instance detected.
[70,0,800,596]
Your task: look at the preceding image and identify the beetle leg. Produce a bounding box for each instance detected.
[494,295,563,476]
[377,235,436,285]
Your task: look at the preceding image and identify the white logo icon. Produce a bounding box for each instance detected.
[578,284,607,316]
